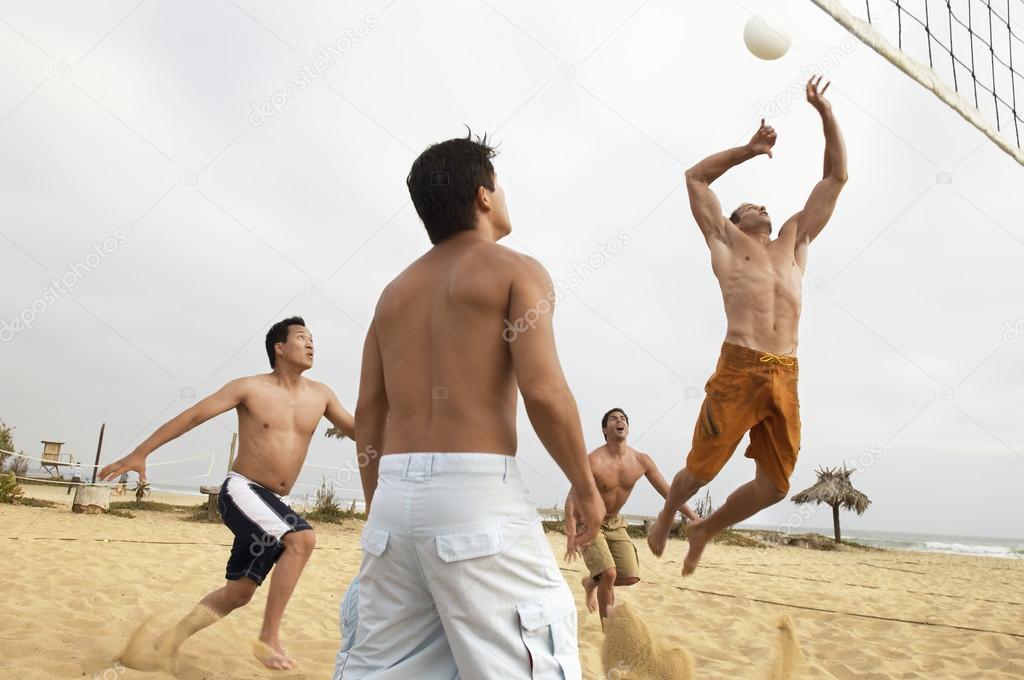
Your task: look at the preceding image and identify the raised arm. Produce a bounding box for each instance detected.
[355,319,387,515]
[508,256,605,549]
[789,76,848,245]
[684,120,776,244]
[639,453,698,522]
[98,378,247,482]
[323,386,356,440]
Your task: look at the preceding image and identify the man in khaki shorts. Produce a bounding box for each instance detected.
[565,408,697,623]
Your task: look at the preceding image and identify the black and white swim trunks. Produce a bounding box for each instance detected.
[217,471,312,585]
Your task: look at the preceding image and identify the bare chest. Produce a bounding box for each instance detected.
[715,242,803,303]
[240,391,324,436]
[592,459,645,493]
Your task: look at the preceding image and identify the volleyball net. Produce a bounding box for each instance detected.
[810,0,1024,165]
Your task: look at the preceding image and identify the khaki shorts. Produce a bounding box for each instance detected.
[581,515,640,581]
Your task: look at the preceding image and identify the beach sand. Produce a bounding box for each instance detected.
[2,487,1022,679]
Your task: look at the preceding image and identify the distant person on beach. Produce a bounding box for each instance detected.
[99,316,355,671]
[564,408,698,622]
[647,77,847,575]
[114,471,129,496]
[67,460,83,494]
[333,132,605,679]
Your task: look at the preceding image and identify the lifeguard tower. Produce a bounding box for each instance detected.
[40,440,71,479]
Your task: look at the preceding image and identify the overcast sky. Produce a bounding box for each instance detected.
[2,0,1021,540]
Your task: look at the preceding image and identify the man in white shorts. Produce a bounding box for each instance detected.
[333,133,606,679]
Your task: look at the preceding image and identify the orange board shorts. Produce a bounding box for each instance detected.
[685,342,801,495]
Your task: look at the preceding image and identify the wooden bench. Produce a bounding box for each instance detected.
[200,485,221,521]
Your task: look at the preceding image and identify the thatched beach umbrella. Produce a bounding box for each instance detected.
[791,466,871,543]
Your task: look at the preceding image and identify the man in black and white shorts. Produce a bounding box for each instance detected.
[219,470,313,585]
[101,317,355,671]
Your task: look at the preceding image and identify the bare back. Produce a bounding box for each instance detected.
[708,223,805,355]
[372,238,523,455]
[230,375,331,493]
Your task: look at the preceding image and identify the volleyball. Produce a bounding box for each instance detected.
[744,14,791,60]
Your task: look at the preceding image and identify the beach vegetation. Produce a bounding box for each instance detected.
[0,471,24,503]
[8,453,29,477]
[0,420,14,470]
[692,489,715,520]
[306,476,364,523]
[133,479,150,503]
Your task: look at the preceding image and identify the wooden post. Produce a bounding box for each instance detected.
[73,485,110,514]
[198,434,237,522]
[91,423,105,484]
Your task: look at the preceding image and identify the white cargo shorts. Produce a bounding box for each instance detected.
[333,453,580,680]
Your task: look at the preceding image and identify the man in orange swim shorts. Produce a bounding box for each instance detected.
[647,76,848,575]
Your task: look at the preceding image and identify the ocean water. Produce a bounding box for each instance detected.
[839,529,1024,559]
[744,525,1024,559]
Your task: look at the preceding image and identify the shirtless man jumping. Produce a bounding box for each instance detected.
[647,76,847,575]
[99,316,355,670]
[564,407,697,622]
[333,132,605,679]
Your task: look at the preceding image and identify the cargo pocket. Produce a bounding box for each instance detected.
[359,526,389,557]
[435,522,503,563]
[517,599,580,679]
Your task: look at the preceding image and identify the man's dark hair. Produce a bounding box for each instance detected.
[406,130,498,244]
[601,408,629,433]
[265,316,306,368]
[729,204,745,224]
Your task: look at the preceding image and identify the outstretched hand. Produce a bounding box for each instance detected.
[98,450,147,483]
[806,74,832,115]
[564,538,580,563]
[570,490,606,553]
[748,118,777,158]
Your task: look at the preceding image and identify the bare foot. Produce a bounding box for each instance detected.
[253,639,296,671]
[646,510,673,557]
[120,617,175,672]
[582,576,599,614]
[682,519,710,576]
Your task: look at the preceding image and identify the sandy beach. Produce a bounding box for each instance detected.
[2,486,1022,679]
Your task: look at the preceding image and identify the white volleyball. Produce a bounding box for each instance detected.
[744,14,791,60]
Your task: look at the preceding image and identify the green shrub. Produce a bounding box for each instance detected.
[0,472,24,504]
[8,454,28,477]
[133,480,150,503]
[305,477,364,524]
[0,421,13,471]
